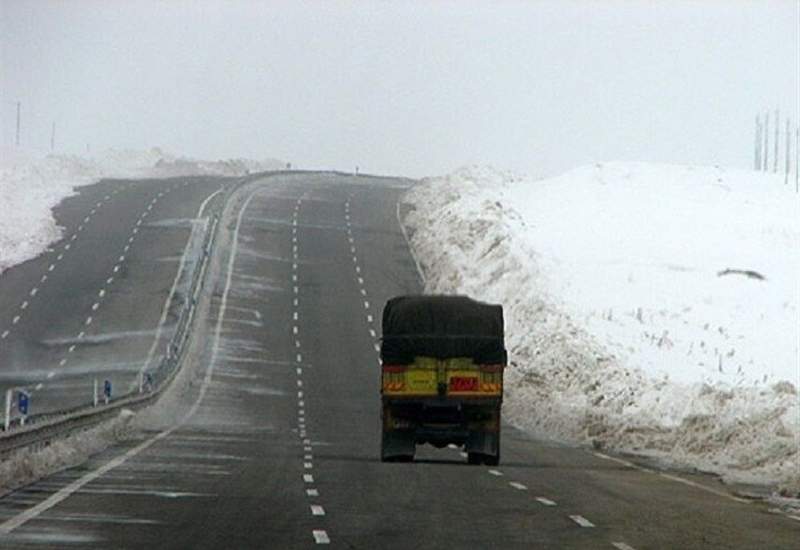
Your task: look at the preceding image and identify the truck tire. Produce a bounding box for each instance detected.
[467,452,484,465]
[381,430,415,463]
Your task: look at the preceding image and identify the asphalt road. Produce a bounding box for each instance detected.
[0,175,227,414]
[0,173,797,548]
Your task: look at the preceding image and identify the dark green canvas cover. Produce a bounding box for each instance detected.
[381,295,506,364]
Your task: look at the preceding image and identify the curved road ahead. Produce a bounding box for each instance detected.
[0,173,797,549]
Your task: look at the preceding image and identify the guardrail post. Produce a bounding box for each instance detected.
[93,378,98,407]
[4,389,11,431]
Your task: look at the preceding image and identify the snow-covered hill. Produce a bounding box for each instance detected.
[403,163,799,491]
[0,148,283,274]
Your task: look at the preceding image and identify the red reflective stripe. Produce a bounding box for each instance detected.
[479,364,504,373]
[382,365,407,373]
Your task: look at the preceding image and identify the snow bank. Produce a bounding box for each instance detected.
[0,409,135,498]
[403,163,799,489]
[0,147,283,274]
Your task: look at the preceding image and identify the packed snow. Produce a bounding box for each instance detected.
[0,147,283,274]
[403,163,799,491]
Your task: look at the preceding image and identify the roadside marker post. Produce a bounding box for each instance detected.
[103,380,111,405]
[17,391,28,426]
[93,379,99,407]
[3,389,11,430]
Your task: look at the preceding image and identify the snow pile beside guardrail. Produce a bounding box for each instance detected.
[402,163,799,490]
[0,147,282,274]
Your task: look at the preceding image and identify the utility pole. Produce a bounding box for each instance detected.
[754,115,762,170]
[763,111,770,171]
[15,102,20,146]
[773,108,780,173]
[50,121,55,152]
[785,118,791,185]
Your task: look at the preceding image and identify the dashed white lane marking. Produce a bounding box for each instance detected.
[12,316,19,325]
[293,311,298,321]
[46,372,55,379]
[304,462,313,469]
[91,302,99,311]
[355,266,361,274]
[303,474,314,483]
[56,253,63,261]
[373,343,380,352]
[297,380,303,387]
[366,314,373,323]
[299,392,304,399]
[293,326,299,335]
[71,234,77,241]
[85,316,93,325]
[296,367,303,376]
[488,470,503,477]
[64,244,70,250]
[293,298,299,307]
[98,289,106,298]
[303,454,312,460]
[294,285,299,294]
[77,331,85,339]
[20,301,28,310]
[59,359,67,367]
[509,482,527,491]
[34,383,42,391]
[68,345,76,353]
[48,264,55,272]
[1,331,8,339]
[363,301,370,309]
[310,505,325,516]
[612,543,637,550]
[296,353,303,363]
[360,288,367,296]
[29,288,37,297]
[306,488,319,497]
[569,515,595,528]
[299,400,305,407]
[312,530,330,544]
[118,255,125,262]
[535,497,557,506]
[113,265,120,273]
[40,275,47,283]
[369,329,376,338]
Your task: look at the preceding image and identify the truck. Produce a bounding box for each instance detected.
[380,295,506,465]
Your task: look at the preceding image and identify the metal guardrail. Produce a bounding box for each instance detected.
[0,173,263,456]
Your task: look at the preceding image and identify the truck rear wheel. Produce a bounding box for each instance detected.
[381,430,415,463]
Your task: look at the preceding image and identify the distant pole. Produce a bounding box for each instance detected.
[785,118,791,185]
[50,121,55,152]
[773,108,780,173]
[754,115,762,170]
[15,102,20,146]
[763,111,770,171]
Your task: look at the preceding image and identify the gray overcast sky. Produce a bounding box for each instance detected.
[1,0,798,178]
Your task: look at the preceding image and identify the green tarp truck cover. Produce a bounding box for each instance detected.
[381,295,507,365]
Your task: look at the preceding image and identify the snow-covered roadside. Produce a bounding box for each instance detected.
[403,163,799,493]
[0,147,283,274]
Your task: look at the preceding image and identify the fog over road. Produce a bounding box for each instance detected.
[0,173,797,549]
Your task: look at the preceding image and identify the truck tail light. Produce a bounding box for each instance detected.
[382,364,406,392]
[479,364,504,393]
